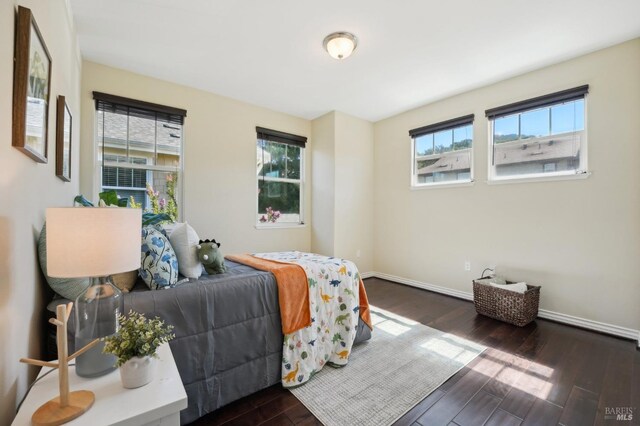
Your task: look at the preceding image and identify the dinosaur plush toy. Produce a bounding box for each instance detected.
[196,239,227,275]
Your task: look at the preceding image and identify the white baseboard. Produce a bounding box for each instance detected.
[364,271,640,343]
[372,272,474,301]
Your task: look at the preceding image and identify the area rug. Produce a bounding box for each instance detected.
[290,306,486,426]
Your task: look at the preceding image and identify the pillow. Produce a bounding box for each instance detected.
[161,222,179,237]
[111,270,138,293]
[38,223,90,300]
[169,222,203,279]
[488,281,528,294]
[149,223,170,237]
[140,227,179,290]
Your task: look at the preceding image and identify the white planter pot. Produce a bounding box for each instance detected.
[119,355,156,389]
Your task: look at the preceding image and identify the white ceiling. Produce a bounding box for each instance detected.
[70,0,640,122]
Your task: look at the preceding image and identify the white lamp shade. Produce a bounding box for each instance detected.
[46,207,141,278]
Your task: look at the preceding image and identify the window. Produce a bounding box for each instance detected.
[409,115,474,187]
[487,85,588,181]
[102,155,149,206]
[256,126,306,226]
[94,92,186,216]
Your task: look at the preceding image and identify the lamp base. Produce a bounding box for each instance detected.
[31,390,95,426]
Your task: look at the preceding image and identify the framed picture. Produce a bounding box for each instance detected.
[12,6,52,163]
[55,96,72,181]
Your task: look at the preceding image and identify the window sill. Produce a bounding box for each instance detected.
[255,223,307,230]
[411,180,474,191]
[487,171,591,185]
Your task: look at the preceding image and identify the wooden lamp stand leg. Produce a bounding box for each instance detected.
[21,303,96,426]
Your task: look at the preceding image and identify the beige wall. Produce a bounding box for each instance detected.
[310,112,336,257]
[310,111,375,273]
[373,38,640,331]
[0,0,82,423]
[80,61,311,254]
[334,112,374,273]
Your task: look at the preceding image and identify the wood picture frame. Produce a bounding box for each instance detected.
[56,96,72,181]
[12,6,52,163]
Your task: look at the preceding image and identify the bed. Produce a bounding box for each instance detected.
[51,259,372,424]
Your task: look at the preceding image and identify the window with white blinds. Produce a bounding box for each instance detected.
[93,92,186,212]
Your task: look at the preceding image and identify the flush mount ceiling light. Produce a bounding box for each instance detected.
[323,32,358,60]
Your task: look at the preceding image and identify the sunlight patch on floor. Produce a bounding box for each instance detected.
[469,349,554,399]
[419,334,485,364]
[370,305,419,336]
[369,305,419,326]
[368,305,555,400]
[376,319,412,336]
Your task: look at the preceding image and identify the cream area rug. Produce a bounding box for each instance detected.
[290,306,486,426]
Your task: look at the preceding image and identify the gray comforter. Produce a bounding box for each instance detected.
[59,260,371,424]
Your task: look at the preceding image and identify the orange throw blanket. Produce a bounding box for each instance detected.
[226,254,311,334]
[226,254,372,334]
[358,278,372,330]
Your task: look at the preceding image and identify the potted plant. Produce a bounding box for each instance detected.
[103,310,175,388]
[73,189,173,226]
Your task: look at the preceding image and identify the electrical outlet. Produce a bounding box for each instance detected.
[464,261,471,271]
[356,249,361,258]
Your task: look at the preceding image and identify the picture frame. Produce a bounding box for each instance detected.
[12,6,52,163]
[55,96,72,181]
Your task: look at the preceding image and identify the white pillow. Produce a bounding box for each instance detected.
[169,222,203,279]
[488,281,528,294]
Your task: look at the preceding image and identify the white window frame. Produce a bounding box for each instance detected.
[255,139,305,229]
[410,116,475,189]
[487,91,589,184]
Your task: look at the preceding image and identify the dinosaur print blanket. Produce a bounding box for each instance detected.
[253,251,372,388]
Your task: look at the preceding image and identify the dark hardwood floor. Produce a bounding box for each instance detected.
[191,277,640,426]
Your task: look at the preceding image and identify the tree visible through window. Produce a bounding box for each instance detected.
[256,127,306,225]
[410,115,474,186]
[487,86,588,180]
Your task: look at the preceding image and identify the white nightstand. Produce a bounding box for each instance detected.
[13,344,187,426]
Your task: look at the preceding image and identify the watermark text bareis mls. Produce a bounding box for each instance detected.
[604,407,634,421]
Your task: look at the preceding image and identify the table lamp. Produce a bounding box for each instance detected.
[46,207,141,378]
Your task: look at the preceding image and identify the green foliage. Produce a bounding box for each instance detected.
[100,190,128,207]
[494,133,519,143]
[452,138,472,150]
[142,212,172,226]
[74,184,175,226]
[129,197,142,209]
[102,310,175,367]
[258,180,300,214]
[145,173,178,222]
[494,134,539,144]
[74,190,128,207]
[257,140,301,215]
[73,194,94,207]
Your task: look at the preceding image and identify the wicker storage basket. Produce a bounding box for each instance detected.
[472,278,541,326]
